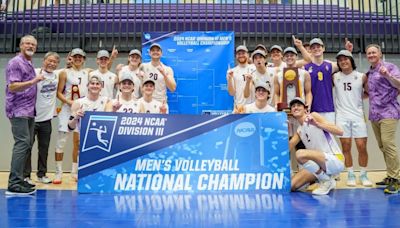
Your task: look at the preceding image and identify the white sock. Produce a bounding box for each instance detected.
[56,161,63,173]
[346,166,354,174]
[316,171,330,182]
[360,167,367,176]
[72,163,78,174]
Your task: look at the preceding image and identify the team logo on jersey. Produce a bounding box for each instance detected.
[318,72,323,81]
[325,65,329,71]
[82,115,118,153]
[308,66,313,73]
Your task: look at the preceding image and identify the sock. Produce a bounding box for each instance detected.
[346,166,354,174]
[316,171,330,182]
[360,166,367,176]
[56,161,63,173]
[72,163,78,174]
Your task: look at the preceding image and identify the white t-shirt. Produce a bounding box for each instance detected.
[35,68,59,122]
[244,102,276,113]
[138,97,169,114]
[141,62,174,102]
[333,70,365,121]
[228,64,256,105]
[89,69,117,99]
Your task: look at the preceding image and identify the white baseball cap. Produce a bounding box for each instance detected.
[129,49,142,57]
[150,43,162,50]
[97,50,110,58]
[70,48,86,57]
[236,45,248,53]
[309,38,324,46]
[119,73,134,83]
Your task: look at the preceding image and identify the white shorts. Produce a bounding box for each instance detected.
[336,118,367,138]
[319,112,335,124]
[324,153,344,175]
[57,104,79,133]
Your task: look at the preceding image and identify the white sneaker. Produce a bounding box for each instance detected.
[37,176,52,184]
[359,173,373,187]
[346,173,356,187]
[53,172,63,184]
[312,178,336,195]
[24,177,35,186]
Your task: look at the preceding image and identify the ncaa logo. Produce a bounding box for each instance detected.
[234,122,256,137]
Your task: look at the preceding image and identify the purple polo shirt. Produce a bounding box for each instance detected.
[5,54,37,118]
[367,61,400,121]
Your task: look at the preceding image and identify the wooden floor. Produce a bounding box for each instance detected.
[0,171,387,190]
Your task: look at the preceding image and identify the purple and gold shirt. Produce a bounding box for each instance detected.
[367,61,400,121]
[5,54,37,118]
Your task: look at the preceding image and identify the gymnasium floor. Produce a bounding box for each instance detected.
[1,172,399,227]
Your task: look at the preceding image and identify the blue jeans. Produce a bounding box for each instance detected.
[24,120,52,178]
[8,117,35,188]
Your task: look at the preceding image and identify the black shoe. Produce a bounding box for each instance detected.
[22,181,35,189]
[384,178,399,194]
[5,185,37,196]
[376,177,391,187]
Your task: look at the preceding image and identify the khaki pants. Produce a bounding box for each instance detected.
[371,119,400,179]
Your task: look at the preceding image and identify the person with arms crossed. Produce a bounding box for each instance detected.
[289,97,345,195]
[365,44,400,194]
[5,35,43,195]
[333,50,372,187]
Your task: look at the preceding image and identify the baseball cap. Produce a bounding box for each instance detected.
[150,43,162,50]
[97,50,110,58]
[283,47,298,55]
[255,44,267,52]
[251,50,267,60]
[254,81,271,92]
[236,45,248,53]
[289,97,306,107]
[336,50,353,59]
[143,79,155,86]
[70,48,86,57]
[129,49,142,57]
[270,45,283,52]
[309,38,324,46]
[88,74,102,83]
[119,73,134,83]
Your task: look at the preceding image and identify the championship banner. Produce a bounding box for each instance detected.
[142,31,235,114]
[78,112,290,193]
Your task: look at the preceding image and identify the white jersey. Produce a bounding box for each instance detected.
[297,122,343,156]
[90,69,117,99]
[138,97,169,114]
[113,98,141,113]
[244,102,276,113]
[35,68,59,122]
[252,68,275,105]
[141,62,174,102]
[119,65,142,99]
[229,64,256,105]
[63,68,90,100]
[333,70,365,120]
[276,67,307,103]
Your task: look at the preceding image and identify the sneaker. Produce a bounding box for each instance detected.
[346,173,356,187]
[376,177,391,187]
[71,172,78,182]
[312,178,336,195]
[5,185,37,196]
[384,178,399,194]
[53,172,63,184]
[359,173,373,187]
[37,176,52,184]
[24,177,36,187]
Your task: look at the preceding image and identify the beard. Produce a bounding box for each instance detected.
[25,50,35,56]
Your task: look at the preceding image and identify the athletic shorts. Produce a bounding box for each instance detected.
[336,117,367,138]
[324,153,344,175]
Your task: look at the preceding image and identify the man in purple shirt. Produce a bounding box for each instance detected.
[5,35,44,195]
[366,44,400,194]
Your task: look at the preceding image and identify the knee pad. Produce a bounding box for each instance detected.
[55,131,69,153]
[302,160,320,174]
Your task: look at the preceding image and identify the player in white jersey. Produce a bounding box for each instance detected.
[227,45,256,106]
[89,50,118,99]
[235,81,275,113]
[106,74,141,113]
[333,50,372,187]
[68,75,109,133]
[243,50,274,105]
[289,97,345,195]
[138,79,168,114]
[23,52,60,185]
[117,49,143,99]
[274,47,312,110]
[141,43,176,103]
[54,48,91,184]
